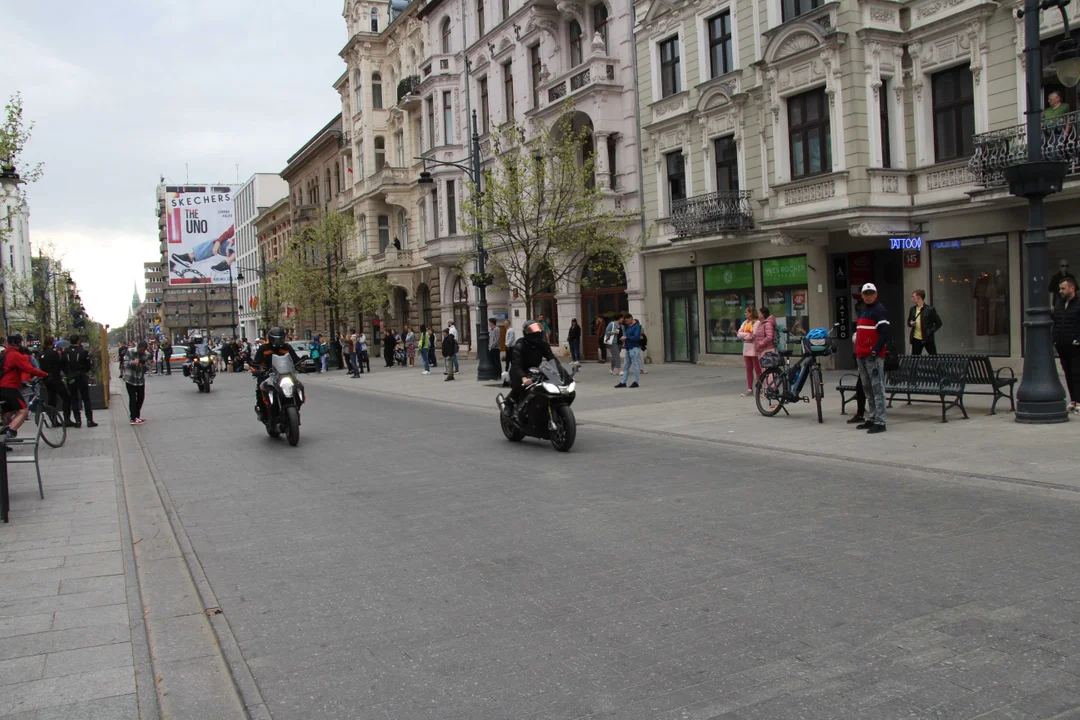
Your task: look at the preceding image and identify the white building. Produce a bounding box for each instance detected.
[0,165,35,329]
[233,173,288,340]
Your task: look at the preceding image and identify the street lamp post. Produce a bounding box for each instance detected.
[416,110,500,382]
[227,265,238,339]
[1006,0,1080,423]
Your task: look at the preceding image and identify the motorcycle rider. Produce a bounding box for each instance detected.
[502,320,556,418]
[249,327,303,419]
[184,336,207,378]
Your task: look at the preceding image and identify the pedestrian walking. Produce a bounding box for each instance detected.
[343,334,355,375]
[418,324,432,374]
[442,328,458,381]
[615,314,642,388]
[309,336,322,373]
[383,329,396,368]
[117,342,128,374]
[503,322,516,372]
[62,334,97,428]
[593,316,607,363]
[123,341,148,425]
[567,318,581,364]
[358,331,371,373]
[907,289,942,355]
[154,342,165,375]
[321,336,330,372]
[1052,276,1080,413]
[348,329,361,376]
[426,326,438,370]
[161,338,172,375]
[405,325,417,367]
[487,318,502,373]
[447,322,460,373]
[737,306,761,396]
[854,283,890,434]
[605,314,622,375]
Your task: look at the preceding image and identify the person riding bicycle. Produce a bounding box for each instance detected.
[0,334,49,440]
[502,320,557,418]
[249,328,302,419]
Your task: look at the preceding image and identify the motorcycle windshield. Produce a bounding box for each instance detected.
[538,359,566,385]
[270,353,296,375]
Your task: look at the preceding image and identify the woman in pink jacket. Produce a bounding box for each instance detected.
[752,307,778,363]
[736,306,761,396]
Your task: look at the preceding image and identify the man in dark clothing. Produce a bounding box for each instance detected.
[907,289,942,355]
[1052,276,1080,412]
[441,328,458,381]
[383,330,397,368]
[117,342,128,374]
[39,337,73,426]
[853,283,890,434]
[160,338,172,375]
[503,320,556,415]
[250,328,304,420]
[62,335,97,428]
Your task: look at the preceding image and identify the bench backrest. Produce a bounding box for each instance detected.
[887,355,970,393]
[934,353,995,384]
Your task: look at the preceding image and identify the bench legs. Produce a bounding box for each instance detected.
[989,386,1015,415]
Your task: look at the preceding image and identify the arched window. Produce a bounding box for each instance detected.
[569,20,584,67]
[398,210,409,248]
[592,3,609,53]
[334,162,341,193]
[372,72,383,109]
[477,0,486,37]
[374,136,386,171]
[441,18,452,53]
[370,7,379,32]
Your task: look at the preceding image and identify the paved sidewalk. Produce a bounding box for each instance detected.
[312,359,1077,490]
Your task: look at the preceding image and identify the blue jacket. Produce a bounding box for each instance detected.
[623,322,642,351]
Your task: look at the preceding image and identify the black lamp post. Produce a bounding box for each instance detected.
[235,252,271,337]
[417,110,500,382]
[1007,0,1080,423]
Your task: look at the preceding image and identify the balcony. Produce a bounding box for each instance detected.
[670,191,754,237]
[293,205,318,222]
[969,110,1080,188]
[397,75,421,106]
[536,57,620,114]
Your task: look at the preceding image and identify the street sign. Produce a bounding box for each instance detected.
[903,249,921,268]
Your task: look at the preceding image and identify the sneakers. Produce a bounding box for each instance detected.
[742,389,754,397]
[422,370,430,375]
[855,422,873,430]
[614,383,627,388]
[211,261,229,272]
[846,415,866,424]
[867,424,887,434]
[445,376,454,381]
[629,382,639,388]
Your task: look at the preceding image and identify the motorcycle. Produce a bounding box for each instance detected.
[183,353,216,393]
[495,359,578,452]
[255,353,305,446]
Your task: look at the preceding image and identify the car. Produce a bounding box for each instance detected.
[288,341,318,373]
[168,347,189,372]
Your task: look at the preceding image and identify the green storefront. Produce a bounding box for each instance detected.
[704,261,755,354]
[761,256,810,350]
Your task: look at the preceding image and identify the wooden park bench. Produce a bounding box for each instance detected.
[837,355,971,423]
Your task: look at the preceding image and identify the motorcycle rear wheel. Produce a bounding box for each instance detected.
[550,405,576,452]
[285,406,300,446]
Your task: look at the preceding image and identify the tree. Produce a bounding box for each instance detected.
[461,112,643,316]
[270,208,355,334]
[1,93,43,246]
[345,275,395,316]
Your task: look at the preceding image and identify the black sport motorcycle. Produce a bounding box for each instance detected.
[496,359,578,452]
[183,353,216,393]
[255,354,305,446]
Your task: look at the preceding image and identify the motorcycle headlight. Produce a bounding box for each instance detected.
[200,356,211,363]
[280,377,295,398]
[541,382,560,394]
[567,382,576,394]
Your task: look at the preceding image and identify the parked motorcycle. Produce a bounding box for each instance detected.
[183,354,216,393]
[255,354,305,446]
[495,359,577,452]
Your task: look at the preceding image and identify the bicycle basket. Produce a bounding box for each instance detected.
[802,337,834,355]
[759,351,784,368]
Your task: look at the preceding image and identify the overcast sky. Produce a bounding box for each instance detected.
[3,0,347,328]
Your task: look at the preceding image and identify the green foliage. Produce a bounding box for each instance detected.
[1,93,44,246]
[347,275,395,315]
[460,111,642,313]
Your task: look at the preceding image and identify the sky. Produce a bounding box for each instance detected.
[2,0,348,328]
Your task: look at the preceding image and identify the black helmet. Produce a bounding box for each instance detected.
[268,327,286,350]
[522,320,546,347]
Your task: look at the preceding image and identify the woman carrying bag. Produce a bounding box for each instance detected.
[736,306,761,396]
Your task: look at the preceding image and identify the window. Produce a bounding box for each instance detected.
[398,210,409,248]
[607,134,617,188]
[325,169,332,199]
[371,7,379,32]
[395,130,404,166]
[879,82,892,169]
[358,140,365,177]
[374,136,385,171]
[659,36,681,98]
[426,97,435,148]
[442,91,454,144]
[502,0,510,19]
[570,20,584,67]
[503,61,515,119]
[530,45,542,107]
[479,78,490,133]
[378,215,390,252]
[372,73,383,109]
[477,0,485,36]
[714,136,739,192]
[432,186,440,238]
[447,180,457,234]
[666,151,686,211]
[782,0,821,22]
[353,73,363,112]
[788,87,831,179]
[761,256,810,346]
[704,262,754,354]
[593,3,609,53]
[930,236,1009,355]
[707,11,733,78]
[441,18,452,53]
[413,117,423,156]
[932,64,975,162]
[420,202,428,243]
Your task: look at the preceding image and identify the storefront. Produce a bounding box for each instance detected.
[703,262,755,355]
[927,235,1011,356]
[761,255,811,351]
[661,268,698,363]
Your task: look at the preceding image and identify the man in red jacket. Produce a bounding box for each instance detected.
[0,335,49,436]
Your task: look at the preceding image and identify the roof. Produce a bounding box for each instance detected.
[281,114,344,178]
[416,0,446,20]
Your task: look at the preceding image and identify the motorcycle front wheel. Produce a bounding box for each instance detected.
[549,405,576,452]
[285,406,300,446]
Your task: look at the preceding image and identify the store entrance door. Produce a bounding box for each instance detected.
[833,249,907,369]
[662,268,699,363]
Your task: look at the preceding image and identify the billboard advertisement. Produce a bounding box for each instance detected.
[165,185,240,285]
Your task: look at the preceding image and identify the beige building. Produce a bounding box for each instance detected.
[635,0,1080,368]
[251,197,292,333]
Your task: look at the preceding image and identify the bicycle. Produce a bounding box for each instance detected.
[755,325,838,424]
[1,381,67,449]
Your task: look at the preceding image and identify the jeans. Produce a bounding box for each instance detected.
[856,356,886,425]
[321,354,328,372]
[569,341,581,362]
[452,353,460,372]
[421,350,431,372]
[621,347,641,385]
[348,352,358,374]
[126,382,145,421]
[911,338,937,355]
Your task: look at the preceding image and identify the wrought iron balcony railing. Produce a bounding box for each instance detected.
[397,75,420,103]
[969,109,1080,188]
[670,190,754,237]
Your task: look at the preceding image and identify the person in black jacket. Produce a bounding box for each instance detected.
[567,319,582,365]
[1052,277,1080,411]
[441,328,457,381]
[502,320,556,415]
[38,337,73,427]
[907,289,942,355]
[62,335,97,428]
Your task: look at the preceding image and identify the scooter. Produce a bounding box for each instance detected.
[495,359,578,452]
[255,354,306,446]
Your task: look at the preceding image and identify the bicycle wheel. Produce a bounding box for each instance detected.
[39,404,67,448]
[810,365,824,424]
[755,368,786,417]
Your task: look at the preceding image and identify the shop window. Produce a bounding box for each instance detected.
[761,255,810,351]
[932,64,975,162]
[662,268,699,363]
[714,136,739,192]
[789,88,831,179]
[659,36,681,98]
[707,10,733,79]
[704,261,754,354]
[1023,226,1080,341]
[532,265,559,344]
[929,235,1009,356]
